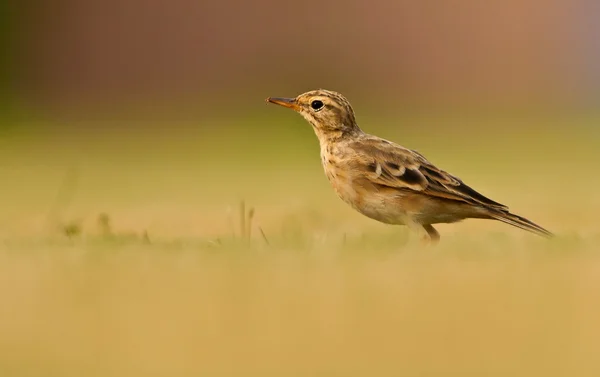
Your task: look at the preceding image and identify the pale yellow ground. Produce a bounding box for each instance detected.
[0,113,598,376]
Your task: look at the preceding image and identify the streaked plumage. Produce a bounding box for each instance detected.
[266,89,552,243]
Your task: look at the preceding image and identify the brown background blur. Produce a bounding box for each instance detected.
[4,0,598,117]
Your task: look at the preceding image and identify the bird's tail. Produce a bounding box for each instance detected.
[488,211,553,238]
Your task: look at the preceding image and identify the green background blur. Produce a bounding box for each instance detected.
[1,0,599,238]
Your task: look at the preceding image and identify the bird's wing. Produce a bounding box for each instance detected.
[348,137,508,211]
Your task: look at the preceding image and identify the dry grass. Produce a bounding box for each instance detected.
[0,112,599,376]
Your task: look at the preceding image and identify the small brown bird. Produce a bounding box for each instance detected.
[266,89,552,242]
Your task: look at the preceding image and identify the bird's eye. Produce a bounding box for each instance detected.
[311,100,324,111]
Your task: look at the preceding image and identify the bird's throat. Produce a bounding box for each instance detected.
[314,127,361,150]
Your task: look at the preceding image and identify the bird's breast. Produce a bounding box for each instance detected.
[320,150,353,199]
[320,148,413,225]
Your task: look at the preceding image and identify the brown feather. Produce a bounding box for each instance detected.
[349,137,508,211]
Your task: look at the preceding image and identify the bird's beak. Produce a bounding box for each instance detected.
[265,97,300,111]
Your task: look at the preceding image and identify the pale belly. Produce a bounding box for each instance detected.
[322,164,411,225]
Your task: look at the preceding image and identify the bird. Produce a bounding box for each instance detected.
[265,89,552,243]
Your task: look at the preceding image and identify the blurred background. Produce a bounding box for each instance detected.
[1,0,599,238]
[2,2,600,377]
[2,0,599,117]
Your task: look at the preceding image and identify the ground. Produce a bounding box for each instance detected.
[0,110,599,376]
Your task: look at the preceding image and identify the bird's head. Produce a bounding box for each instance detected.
[266,89,360,138]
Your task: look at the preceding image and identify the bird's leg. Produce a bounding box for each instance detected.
[405,220,439,246]
[422,224,440,245]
